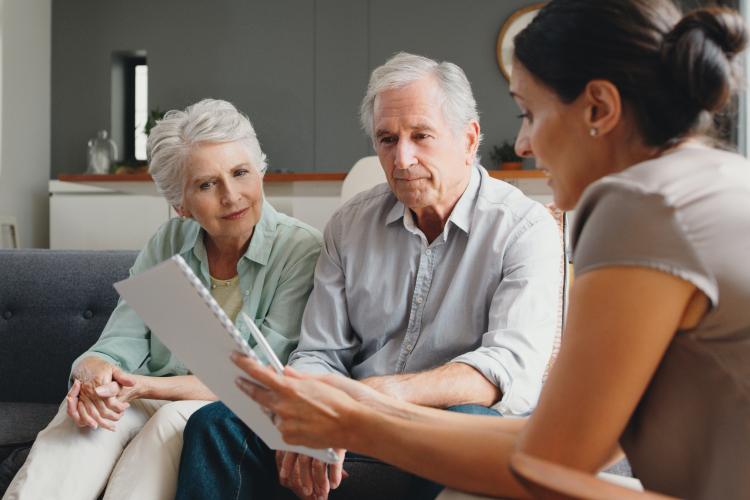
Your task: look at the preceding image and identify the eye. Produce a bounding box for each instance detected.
[200,180,213,189]
[379,136,396,145]
[414,133,429,140]
[517,112,532,124]
[234,169,248,177]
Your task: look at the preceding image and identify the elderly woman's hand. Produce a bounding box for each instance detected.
[68,356,137,431]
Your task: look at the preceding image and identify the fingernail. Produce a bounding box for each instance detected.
[302,487,309,496]
[318,496,325,500]
[279,467,286,478]
[230,352,239,362]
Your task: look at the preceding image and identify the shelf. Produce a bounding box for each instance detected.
[58,169,546,184]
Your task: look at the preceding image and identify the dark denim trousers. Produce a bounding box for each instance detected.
[174,401,500,500]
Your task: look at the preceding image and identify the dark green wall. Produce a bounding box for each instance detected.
[51,0,536,176]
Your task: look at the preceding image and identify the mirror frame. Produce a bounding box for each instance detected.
[497,4,546,81]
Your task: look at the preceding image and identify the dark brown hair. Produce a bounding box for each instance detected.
[514,0,747,146]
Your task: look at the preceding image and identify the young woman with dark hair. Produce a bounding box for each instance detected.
[219,2,750,499]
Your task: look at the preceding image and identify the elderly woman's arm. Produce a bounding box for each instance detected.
[234,266,703,498]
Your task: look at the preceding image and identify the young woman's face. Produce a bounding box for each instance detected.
[510,61,599,211]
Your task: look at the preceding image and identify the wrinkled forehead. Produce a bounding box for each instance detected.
[373,78,443,124]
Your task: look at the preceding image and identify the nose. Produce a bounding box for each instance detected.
[220,180,240,205]
[394,139,418,170]
[515,124,533,158]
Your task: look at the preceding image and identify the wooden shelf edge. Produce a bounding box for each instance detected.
[58,173,348,183]
[58,170,545,183]
[487,170,548,179]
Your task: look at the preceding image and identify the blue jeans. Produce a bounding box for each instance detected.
[174,401,500,500]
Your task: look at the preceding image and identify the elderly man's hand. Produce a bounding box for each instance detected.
[275,450,347,500]
[67,356,136,431]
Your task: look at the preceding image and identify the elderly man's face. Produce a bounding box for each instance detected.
[178,141,263,246]
[373,77,478,213]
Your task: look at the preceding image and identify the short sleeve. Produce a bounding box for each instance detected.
[571,180,719,306]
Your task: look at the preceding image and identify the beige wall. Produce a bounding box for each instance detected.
[0,0,51,248]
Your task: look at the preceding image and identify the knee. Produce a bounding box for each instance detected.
[183,402,240,444]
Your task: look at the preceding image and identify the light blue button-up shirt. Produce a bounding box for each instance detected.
[71,201,322,381]
[288,166,562,415]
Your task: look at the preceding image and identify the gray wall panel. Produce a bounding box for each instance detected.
[368,0,534,170]
[52,0,546,176]
[314,0,371,172]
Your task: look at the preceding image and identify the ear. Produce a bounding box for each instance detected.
[582,80,622,136]
[173,206,190,219]
[462,119,481,166]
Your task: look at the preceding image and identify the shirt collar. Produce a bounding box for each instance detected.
[385,165,480,238]
[177,199,279,266]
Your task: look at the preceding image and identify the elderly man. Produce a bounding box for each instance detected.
[174,52,561,500]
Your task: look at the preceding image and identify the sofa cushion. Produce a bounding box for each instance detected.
[0,249,138,405]
[0,402,59,463]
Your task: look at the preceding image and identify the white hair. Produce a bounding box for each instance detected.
[360,52,483,151]
[147,98,267,209]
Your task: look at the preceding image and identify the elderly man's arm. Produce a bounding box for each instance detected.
[287,213,362,377]
[363,214,562,413]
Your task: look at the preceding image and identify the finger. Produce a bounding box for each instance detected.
[103,396,130,414]
[328,450,346,489]
[235,377,276,409]
[280,451,298,480]
[90,393,121,428]
[77,400,97,429]
[82,395,116,431]
[230,352,285,391]
[67,379,81,398]
[298,454,314,498]
[112,367,137,387]
[95,381,121,398]
[311,458,330,499]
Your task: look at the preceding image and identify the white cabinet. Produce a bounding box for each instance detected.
[49,181,173,250]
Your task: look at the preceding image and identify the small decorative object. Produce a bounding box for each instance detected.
[497,4,546,80]
[86,130,118,175]
[489,140,524,170]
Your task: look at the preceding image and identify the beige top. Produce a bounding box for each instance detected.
[572,146,750,500]
[209,274,243,324]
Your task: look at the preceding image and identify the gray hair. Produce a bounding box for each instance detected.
[360,52,483,150]
[147,98,267,209]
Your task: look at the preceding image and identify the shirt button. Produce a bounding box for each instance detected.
[240,326,245,332]
[245,291,250,296]
[425,249,431,255]
[406,344,413,351]
[416,297,424,304]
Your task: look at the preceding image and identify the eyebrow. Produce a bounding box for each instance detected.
[375,124,437,138]
[190,163,253,183]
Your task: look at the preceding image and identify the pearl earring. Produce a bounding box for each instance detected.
[590,128,597,137]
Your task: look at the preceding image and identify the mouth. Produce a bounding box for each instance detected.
[222,208,249,220]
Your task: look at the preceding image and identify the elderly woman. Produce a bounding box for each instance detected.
[222,2,750,500]
[3,99,321,500]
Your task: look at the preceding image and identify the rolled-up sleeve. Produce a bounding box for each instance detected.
[450,214,562,416]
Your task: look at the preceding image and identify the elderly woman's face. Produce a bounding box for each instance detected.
[179,141,263,244]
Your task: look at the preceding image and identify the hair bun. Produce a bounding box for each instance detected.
[661,7,747,112]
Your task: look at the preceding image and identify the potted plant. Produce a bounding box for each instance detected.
[489,140,524,170]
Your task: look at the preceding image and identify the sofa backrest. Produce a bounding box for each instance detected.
[0,249,139,404]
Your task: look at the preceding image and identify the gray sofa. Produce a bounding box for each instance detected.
[0,249,139,494]
[0,248,632,499]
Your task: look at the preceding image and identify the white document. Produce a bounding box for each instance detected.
[114,255,339,464]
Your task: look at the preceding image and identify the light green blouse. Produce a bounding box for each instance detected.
[70,200,322,381]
